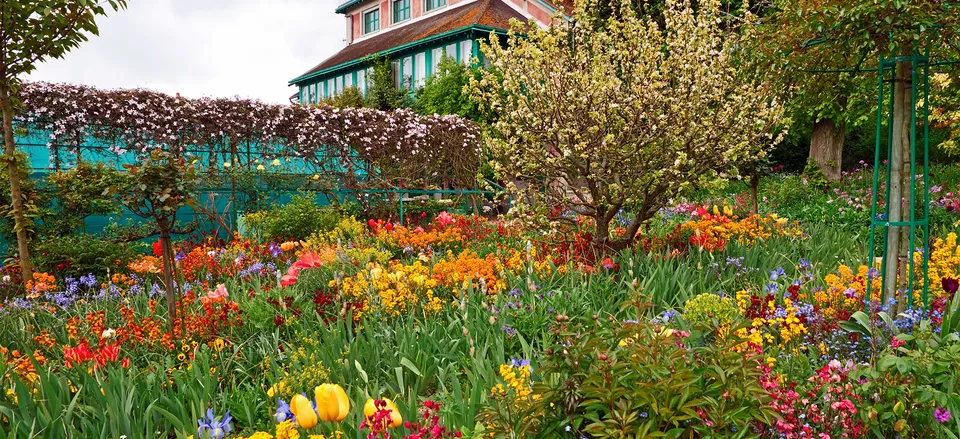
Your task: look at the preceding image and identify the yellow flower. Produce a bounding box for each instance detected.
[257,164,265,171]
[267,382,289,398]
[363,397,402,428]
[272,158,282,166]
[291,394,319,429]
[275,420,298,439]
[223,162,231,168]
[314,384,350,422]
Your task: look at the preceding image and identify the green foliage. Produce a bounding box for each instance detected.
[32,234,145,278]
[0,351,229,439]
[854,335,960,438]
[365,56,410,111]
[682,292,741,329]
[414,55,484,122]
[243,194,339,242]
[0,150,41,244]
[525,301,775,438]
[0,1,128,83]
[119,149,202,234]
[321,86,366,109]
[44,162,126,235]
[802,159,830,190]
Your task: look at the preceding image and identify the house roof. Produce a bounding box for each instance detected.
[292,0,529,84]
[336,0,576,15]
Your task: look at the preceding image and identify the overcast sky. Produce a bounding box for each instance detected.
[26,0,345,104]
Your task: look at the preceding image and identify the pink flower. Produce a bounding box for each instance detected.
[207,283,229,300]
[435,211,454,227]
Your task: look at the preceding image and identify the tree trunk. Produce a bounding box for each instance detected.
[159,226,179,338]
[0,81,33,283]
[884,60,913,304]
[749,174,760,216]
[809,118,846,182]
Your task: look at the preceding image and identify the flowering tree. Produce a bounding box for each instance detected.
[0,0,128,283]
[16,82,483,210]
[471,0,783,250]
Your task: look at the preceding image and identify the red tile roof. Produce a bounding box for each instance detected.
[292,0,528,83]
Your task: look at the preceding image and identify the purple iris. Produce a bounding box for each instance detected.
[197,409,232,439]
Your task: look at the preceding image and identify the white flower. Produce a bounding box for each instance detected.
[102,328,116,339]
[2,275,10,283]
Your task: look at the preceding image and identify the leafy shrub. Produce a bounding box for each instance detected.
[33,234,146,278]
[802,159,830,190]
[504,302,775,438]
[683,292,742,329]
[242,194,339,242]
[45,162,127,235]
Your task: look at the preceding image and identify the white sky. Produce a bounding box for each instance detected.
[26,0,346,104]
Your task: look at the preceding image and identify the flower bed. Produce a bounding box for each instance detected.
[0,209,958,438]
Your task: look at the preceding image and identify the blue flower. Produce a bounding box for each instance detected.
[275,399,293,423]
[769,267,785,281]
[198,409,232,439]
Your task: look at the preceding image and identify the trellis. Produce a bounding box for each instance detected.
[13,82,486,222]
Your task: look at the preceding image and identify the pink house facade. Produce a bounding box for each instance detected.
[289,0,571,104]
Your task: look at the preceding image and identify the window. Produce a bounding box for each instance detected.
[415,52,426,87]
[344,74,353,88]
[431,47,443,75]
[363,8,379,34]
[392,61,401,88]
[357,69,367,94]
[335,76,343,94]
[327,79,334,97]
[425,0,446,12]
[392,0,410,23]
[401,56,413,89]
[460,40,472,64]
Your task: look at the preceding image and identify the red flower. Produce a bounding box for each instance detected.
[152,239,163,257]
[64,344,95,368]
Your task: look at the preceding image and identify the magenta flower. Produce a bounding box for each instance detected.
[942,277,959,296]
[934,406,951,423]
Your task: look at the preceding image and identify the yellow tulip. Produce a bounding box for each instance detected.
[290,394,319,429]
[363,398,402,428]
[314,384,350,422]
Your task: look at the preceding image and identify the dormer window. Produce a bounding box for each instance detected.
[425,0,446,12]
[363,8,380,34]
[392,0,410,24]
